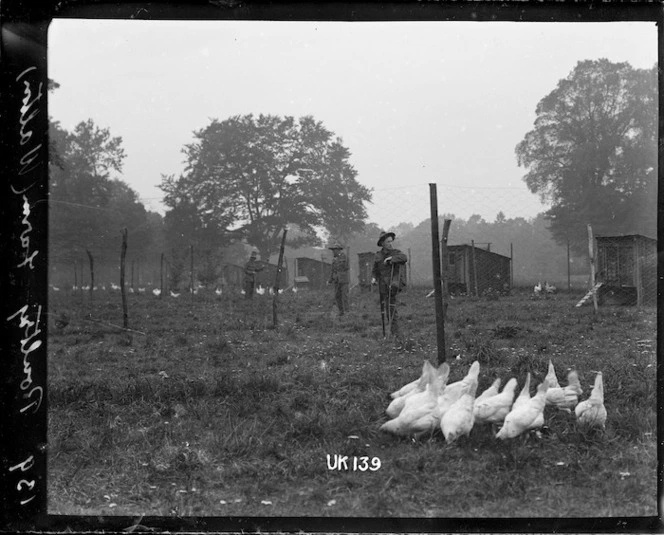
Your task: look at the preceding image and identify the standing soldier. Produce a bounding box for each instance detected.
[328,242,350,316]
[372,231,408,339]
[243,251,264,299]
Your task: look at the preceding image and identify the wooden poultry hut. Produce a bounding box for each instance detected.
[446,244,512,296]
[222,262,289,289]
[295,257,332,290]
[595,234,657,306]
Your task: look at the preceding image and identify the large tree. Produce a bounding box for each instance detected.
[515,59,657,255]
[160,114,372,260]
[49,118,156,265]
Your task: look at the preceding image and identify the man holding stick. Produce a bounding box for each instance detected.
[372,231,408,339]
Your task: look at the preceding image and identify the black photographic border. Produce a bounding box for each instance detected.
[1,0,662,532]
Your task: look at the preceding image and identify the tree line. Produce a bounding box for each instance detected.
[47,59,657,289]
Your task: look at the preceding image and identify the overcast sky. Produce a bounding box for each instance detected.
[47,19,657,229]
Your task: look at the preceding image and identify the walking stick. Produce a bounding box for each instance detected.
[380,297,386,338]
[386,264,395,337]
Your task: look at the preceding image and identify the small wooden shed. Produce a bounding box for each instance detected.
[222,262,289,289]
[295,257,332,290]
[595,234,657,306]
[446,244,512,296]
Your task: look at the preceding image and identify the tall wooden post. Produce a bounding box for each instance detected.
[120,229,128,328]
[273,229,288,328]
[510,243,514,291]
[86,249,94,300]
[471,240,479,298]
[407,248,412,286]
[73,261,78,292]
[440,219,451,320]
[567,238,571,292]
[587,224,598,314]
[190,244,195,299]
[429,184,446,364]
[160,252,164,299]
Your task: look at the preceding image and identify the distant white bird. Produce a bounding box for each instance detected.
[240,289,246,295]
[100,284,107,291]
[441,373,478,443]
[292,286,298,294]
[256,285,266,295]
[546,369,582,410]
[534,281,542,295]
[496,378,549,440]
[52,286,60,292]
[545,281,556,294]
[268,287,274,296]
[129,287,135,293]
[152,288,161,296]
[170,290,180,298]
[111,283,120,291]
[215,287,223,296]
[138,287,146,293]
[278,288,284,294]
[81,285,90,291]
[574,372,607,428]
[72,285,78,291]
[474,378,518,425]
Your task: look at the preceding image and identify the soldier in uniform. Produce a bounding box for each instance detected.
[372,231,408,338]
[328,242,350,316]
[243,251,264,299]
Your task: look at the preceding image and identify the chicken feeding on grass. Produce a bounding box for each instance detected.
[437,360,481,419]
[545,369,582,411]
[441,373,478,443]
[215,287,223,296]
[545,281,557,294]
[386,362,450,419]
[152,288,161,296]
[533,281,542,296]
[496,378,549,440]
[170,290,180,298]
[574,372,607,429]
[380,364,448,438]
[474,378,502,405]
[544,360,561,389]
[474,377,518,425]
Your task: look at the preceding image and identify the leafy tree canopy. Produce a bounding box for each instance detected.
[515,59,657,254]
[160,114,372,260]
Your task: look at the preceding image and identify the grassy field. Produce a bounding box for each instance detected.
[46,284,657,519]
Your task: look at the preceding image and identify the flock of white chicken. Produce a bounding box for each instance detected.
[380,359,607,442]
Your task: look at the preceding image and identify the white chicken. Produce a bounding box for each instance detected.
[534,281,542,296]
[474,377,518,425]
[390,360,439,399]
[380,368,445,438]
[170,290,180,298]
[574,372,607,428]
[256,285,266,295]
[545,369,582,410]
[496,378,549,440]
[474,378,502,405]
[152,288,161,296]
[544,360,561,389]
[386,362,449,419]
[215,287,223,296]
[437,360,481,419]
[545,281,557,294]
[440,373,478,443]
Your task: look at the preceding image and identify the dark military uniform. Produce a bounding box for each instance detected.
[373,236,407,337]
[329,250,350,315]
[243,255,264,299]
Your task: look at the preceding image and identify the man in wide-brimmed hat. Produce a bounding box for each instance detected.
[243,250,264,299]
[327,241,349,316]
[372,231,408,338]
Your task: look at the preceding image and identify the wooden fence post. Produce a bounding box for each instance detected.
[272,228,288,328]
[120,229,129,328]
[190,244,195,300]
[86,249,94,300]
[440,219,451,319]
[471,240,479,298]
[160,252,164,299]
[429,184,446,364]
[587,224,598,314]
